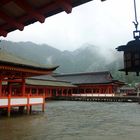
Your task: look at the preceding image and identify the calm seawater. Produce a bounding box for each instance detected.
[0,101,140,140]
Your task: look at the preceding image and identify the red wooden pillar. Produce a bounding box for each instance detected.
[42,94,45,112]
[29,87,32,95]
[62,88,64,96]
[27,94,30,115]
[0,79,2,97]
[49,88,52,98]
[22,78,26,96]
[98,86,101,94]
[44,88,47,98]
[9,84,12,96]
[8,94,11,117]
[105,86,108,94]
[56,88,58,97]
[109,85,113,93]
[48,88,51,97]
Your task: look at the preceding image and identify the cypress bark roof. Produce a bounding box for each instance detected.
[27,71,124,87]
[0,50,58,71]
[53,71,118,85]
[26,78,76,87]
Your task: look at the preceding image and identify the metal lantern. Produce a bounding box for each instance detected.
[116,0,140,76]
[116,31,140,76]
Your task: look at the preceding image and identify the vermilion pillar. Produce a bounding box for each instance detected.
[0,79,2,96]
[22,78,26,96]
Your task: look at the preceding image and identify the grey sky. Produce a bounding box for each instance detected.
[4,0,140,51]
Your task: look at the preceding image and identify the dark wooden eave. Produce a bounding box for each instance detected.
[0,60,58,71]
[0,0,96,37]
[0,50,58,78]
[0,61,58,78]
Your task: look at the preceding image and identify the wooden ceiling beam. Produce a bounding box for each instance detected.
[0,28,8,37]
[0,0,72,35]
[57,0,72,14]
[0,10,24,31]
[14,0,45,23]
[8,1,63,26]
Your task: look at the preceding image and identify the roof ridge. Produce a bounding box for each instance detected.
[27,78,73,84]
[54,71,110,77]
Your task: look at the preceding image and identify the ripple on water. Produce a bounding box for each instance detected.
[0,101,140,140]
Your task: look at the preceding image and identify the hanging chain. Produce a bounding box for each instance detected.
[133,0,139,31]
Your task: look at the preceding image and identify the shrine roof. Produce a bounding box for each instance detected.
[26,77,76,87]
[0,50,58,71]
[53,71,119,85]
[0,0,93,37]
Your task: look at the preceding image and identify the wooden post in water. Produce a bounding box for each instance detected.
[8,94,11,117]
[27,94,30,115]
[42,94,45,112]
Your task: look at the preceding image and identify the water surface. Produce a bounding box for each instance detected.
[0,101,140,140]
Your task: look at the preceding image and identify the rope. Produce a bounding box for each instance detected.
[133,0,139,31]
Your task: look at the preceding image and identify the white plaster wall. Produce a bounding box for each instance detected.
[29,98,43,104]
[0,99,8,106]
[11,98,27,105]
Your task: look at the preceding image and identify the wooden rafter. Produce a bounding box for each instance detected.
[0,10,24,31]
[2,0,71,26]
[2,1,64,30]
[0,0,92,37]
[14,0,45,23]
[0,0,72,35]
[37,1,62,15]
[57,0,72,14]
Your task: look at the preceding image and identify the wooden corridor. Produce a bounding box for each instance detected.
[53,96,140,103]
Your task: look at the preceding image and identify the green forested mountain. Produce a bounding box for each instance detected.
[0,40,139,84]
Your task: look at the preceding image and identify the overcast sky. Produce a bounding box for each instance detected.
[3,0,140,51]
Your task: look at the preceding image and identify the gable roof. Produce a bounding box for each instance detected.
[0,50,58,71]
[53,71,115,85]
[26,79,76,87]
[0,0,93,37]
[27,75,76,87]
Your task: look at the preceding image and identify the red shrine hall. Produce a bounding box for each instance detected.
[53,72,124,97]
[0,50,124,117]
[0,51,58,116]
[0,0,111,117]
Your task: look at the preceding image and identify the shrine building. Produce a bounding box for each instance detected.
[0,50,57,116]
[27,71,125,98]
[53,71,125,97]
[0,50,125,117]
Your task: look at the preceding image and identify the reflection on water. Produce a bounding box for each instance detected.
[0,101,140,140]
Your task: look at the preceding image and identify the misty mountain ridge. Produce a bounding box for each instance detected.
[0,40,122,73]
[2,40,138,83]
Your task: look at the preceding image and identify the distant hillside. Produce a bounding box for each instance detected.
[0,41,61,64]
[0,40,139,84]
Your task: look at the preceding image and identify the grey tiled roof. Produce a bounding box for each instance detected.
[53,71,114,85]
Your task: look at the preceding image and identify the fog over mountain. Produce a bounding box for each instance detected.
[0,40,139,84]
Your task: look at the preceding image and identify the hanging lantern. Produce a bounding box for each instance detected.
[116,0,140,76]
